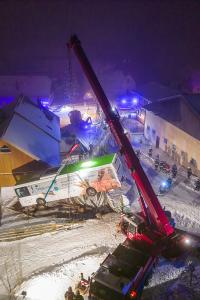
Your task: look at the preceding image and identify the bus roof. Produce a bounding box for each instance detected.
[15,153,116,186]
[60,153,115,175]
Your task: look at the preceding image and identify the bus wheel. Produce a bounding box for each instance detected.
[36,198,46,206]
[86,187,97,197]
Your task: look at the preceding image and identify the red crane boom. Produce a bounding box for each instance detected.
[68,35,174,237]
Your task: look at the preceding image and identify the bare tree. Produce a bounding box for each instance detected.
[0,244,23,299]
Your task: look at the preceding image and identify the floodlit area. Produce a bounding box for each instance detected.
[0,2,200,299]
[0,117,200,300]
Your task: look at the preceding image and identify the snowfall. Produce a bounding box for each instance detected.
[0,127,200,300]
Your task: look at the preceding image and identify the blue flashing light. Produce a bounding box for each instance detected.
[41,101,50,107]
[84,125,88,129]
[132,97,138,105]
[161,181,167,187]
[122,99,127,104]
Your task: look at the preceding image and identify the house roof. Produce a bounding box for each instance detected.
[183,94,200,116]
[144,95,200,140]
[0,95,59,139]
[144,97,182,123]
[137,82,180,102]
[0,95,61,166]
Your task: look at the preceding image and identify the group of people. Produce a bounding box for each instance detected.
[154,154,177,178]
[65,287,84,300]
[65,273,91,300]
[141,146,200,192]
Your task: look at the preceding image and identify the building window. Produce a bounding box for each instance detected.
[163,138,168,144]
[0,145,11,153]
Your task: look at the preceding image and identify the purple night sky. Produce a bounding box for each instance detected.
[0,0,199,85]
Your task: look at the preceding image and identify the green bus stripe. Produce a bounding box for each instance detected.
[60,153,115,175]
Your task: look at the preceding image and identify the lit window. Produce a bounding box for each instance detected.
[0,145,11,153]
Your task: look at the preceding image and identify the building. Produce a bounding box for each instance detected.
[144,94,200,175]
[135,82,181,124]
[0,95,60,186]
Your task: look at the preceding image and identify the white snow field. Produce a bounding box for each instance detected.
[0,214,124,299]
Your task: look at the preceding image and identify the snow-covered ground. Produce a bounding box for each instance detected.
[15,255,105,300]
[0,214,124,299]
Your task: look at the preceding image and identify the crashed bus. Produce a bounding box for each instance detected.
[14,153,125,208]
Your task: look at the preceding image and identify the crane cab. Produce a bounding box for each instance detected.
[119,214,145,236]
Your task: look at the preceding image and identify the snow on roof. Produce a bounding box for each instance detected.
[183,94,200,116]
[0,95,61,166]
[144,95,200,140]
[144,97,182,123]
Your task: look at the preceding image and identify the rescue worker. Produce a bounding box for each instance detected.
[194,178,200,191]
[167,177,172,187]
[65,286,74,300]
[164,162,170,174]
[171,164,177,178]
[188,262,197,286]
[187,167,192,180]
[136,149,141,159]
[148,147,153,157]
[159,160,164,172]
[80,273,84,280]
[74,290,84,300]
[21,291,27,299]
[154,155,160,171]
[89,144,94,157]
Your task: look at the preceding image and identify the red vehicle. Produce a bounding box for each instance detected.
[69,36,192,299]
[159,160,171,174]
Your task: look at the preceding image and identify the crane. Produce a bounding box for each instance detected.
[68,35,192,299]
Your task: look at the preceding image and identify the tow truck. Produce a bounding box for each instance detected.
[68,35,193,299]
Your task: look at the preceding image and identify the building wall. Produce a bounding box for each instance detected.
[0,140,33,187]
[144,110,200,175]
